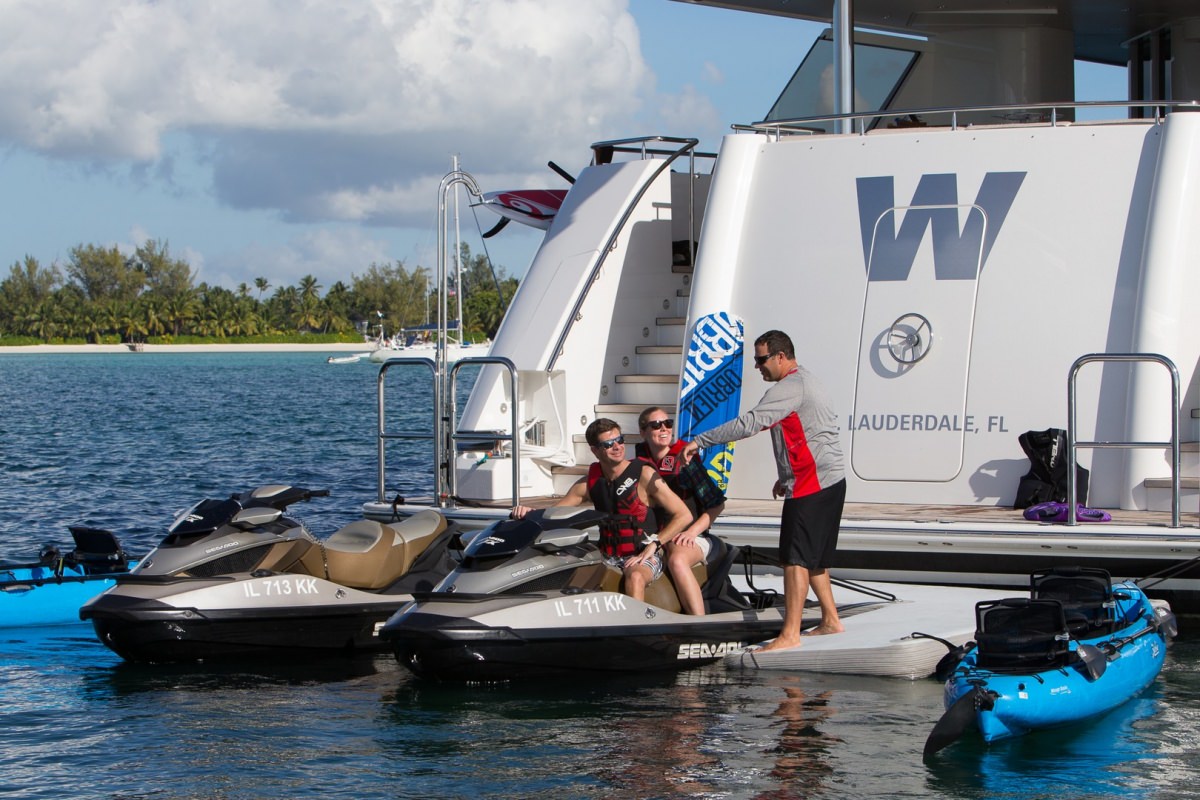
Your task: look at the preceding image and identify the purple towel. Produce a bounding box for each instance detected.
[1022,501,1112,523]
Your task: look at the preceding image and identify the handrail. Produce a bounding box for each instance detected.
[445,356,521,506]
[376,357,440,503]
[546,136,699,371]
[1066,353,1181,528]
[736,100,1200,138]
[437,170,483,371]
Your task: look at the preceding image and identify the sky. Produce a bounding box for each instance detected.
[0,0,1125,294]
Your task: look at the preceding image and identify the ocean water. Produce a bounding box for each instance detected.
[0,352,1198,800]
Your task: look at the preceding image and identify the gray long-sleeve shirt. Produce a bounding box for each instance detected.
[691,365,844,498]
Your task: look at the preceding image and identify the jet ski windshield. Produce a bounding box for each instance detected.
[460,508,606,568]
[164,498,243,543]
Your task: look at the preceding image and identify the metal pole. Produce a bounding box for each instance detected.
[436,169,484,506]
[833,0,854,134]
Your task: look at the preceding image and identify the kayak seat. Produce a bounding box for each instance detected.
[1030,567,1115,638]
[66,526,131,572]
[974,598,1072,673]
[322,511,448,590]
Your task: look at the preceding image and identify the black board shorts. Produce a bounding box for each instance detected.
[779,478,846,569]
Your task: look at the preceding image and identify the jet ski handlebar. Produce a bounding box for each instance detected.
[525,507,610,530]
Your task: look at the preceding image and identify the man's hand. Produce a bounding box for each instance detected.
[510,505,533,519]
[681,441,700,463]
[772,480,786,499]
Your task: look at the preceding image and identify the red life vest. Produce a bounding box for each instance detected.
[586,460,658,558]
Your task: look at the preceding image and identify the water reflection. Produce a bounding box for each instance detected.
[591,683,722,799]
[924,681,1169,799]
[753,684,839,799]
[87,653,386,698]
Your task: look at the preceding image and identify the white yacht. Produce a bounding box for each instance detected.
[367,0,1200,611]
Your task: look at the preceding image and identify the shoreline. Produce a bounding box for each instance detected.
[0,342,373,355]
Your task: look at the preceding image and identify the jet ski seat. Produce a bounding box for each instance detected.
[598,561,710,614]
[321,511,448,590]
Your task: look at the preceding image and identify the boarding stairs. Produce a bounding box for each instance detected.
[551,242,695,494]
[1143,408,1199,513]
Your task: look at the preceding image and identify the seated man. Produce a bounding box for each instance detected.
[513,418,691,603]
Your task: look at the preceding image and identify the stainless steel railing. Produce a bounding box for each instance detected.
[375,355,521,508]
[546,136,704,371]
[737,100,1200,138]
[1066,353,1181,528]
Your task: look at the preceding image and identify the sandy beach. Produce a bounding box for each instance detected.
[0,342,372,355]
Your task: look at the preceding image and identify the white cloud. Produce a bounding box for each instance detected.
[642,85,723,143]
[204,227,397,290]
[0,0,651,226]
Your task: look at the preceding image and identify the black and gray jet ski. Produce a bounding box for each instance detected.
[81,485,457,662]
[379,507,792,680]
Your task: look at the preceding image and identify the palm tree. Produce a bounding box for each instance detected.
[119,309,147,343]
[254,277,270,300]
[142,299,166,337]
[165,293,198,337]
[297,275,322,303]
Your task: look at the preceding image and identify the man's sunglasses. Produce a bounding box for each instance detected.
[641,419,674,431]
[753,352,779,367]
[596,435,625,450]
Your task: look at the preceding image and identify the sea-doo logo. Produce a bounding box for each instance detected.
[510,563,545,579]
[676,641,745,660]
[204,540,241,555]
[480,536,505,546]
[856,172,1026,281]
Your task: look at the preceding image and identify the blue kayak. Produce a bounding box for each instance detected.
[0,527,137,628]
[926,567,1177,754]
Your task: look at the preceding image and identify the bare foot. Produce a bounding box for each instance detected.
[801,624,844,636]
[756,635,802,652]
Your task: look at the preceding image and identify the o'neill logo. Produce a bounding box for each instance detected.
[856,172,1026,281]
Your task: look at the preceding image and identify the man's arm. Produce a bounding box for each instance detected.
[683,377,801,459]
[642,469,691,544]
[511,477,587,518]
[673,460,726,545]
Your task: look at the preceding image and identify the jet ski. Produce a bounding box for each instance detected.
[1,527,138,628]
[80,485,458,663]
[379,507,891,681]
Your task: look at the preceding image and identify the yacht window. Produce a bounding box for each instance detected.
[764,34,918,132]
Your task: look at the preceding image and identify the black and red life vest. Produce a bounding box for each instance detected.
[586,460,658,558]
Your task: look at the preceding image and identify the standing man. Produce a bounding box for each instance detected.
[635,406,726,615]
[513,418,691,603]
[682,330,846,651]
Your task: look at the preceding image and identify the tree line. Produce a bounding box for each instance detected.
[0,240,518,345]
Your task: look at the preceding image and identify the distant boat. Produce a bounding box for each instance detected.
[365,322,490,364]
[326,352,370,365]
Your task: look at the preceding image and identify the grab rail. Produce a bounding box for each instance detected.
[375,355,521,507]
[444,356,521,506]
[738,100,1200,138]
[376,357,439,503]
[1066,353,1181,528]
[546,136,700,371]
